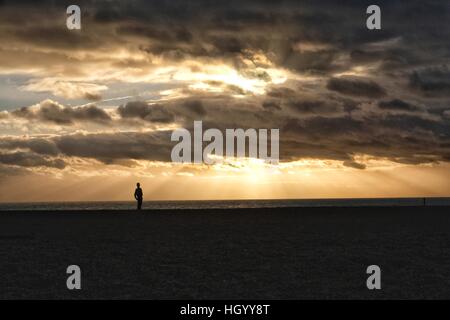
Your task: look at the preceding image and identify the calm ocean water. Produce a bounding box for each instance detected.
[0,198,449,211]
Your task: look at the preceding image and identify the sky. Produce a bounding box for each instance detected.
[0,0,449,202]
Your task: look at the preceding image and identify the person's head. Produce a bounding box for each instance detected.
[136,182,140,187]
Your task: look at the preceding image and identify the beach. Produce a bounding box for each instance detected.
[1,206,449,299]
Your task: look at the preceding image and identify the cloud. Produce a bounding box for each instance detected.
[287,99,340,115]
[283,116,365,138]
[0,163,29,177]
[267,87,297,99]
[0,151,66,169]
[13,25,101,51]
[343,160,366,170]
[11,100,111,125]
[182,100,207,116]
[0,0,447,80]
[0,0,449,173]
[326,77,386,98]
[378,99,420,112]
[281,49,339,74]
[1,130,174,164]
[0,137,60,156]
[118,101,175,123]
[3,85,449,168]
[443,110,450,119]
[262,100,281,111]
[409,66,450,97]
[280,110,449,165]
[53,131,174,163]
[20,78,108,100]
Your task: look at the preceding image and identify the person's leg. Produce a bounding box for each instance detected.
[138,199,142,210]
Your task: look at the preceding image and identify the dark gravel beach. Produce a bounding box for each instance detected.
[1,206,449,299]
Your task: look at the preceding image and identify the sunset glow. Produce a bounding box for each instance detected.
[0,1,449,202]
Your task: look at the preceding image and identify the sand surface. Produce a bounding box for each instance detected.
[0,206,449,299]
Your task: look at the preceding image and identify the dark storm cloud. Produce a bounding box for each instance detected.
[0,151,66,169]
[2,0,448,58]
[266,87,351,116]
[0,131,174,164]
[14,26,100,50]
[280,50,340,74]
[343,160,366,170]
[116,25,172,42]
[378,99,420,112]
[53,131,173,163]
[350,50,383,64]
[267,87,297,99]
[118,101,175,123]
[279,139,352,162]
[287,100,340,115]
[280,109,449,165]
[409,66,450,97]
[351,47,428,72]
[326,77,386,98]
[182,100,207,116]
[283,116,366,138]
[12,101,111,125]
[262,100,281,111]
[372,114,449,137]
[0,137,59,156]
[0,0,448,81]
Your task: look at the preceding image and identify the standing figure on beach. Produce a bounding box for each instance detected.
[134,182,143,210]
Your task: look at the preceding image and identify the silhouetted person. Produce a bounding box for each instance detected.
[134,182,143,210]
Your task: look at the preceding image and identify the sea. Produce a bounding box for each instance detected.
[0,197,449,211]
